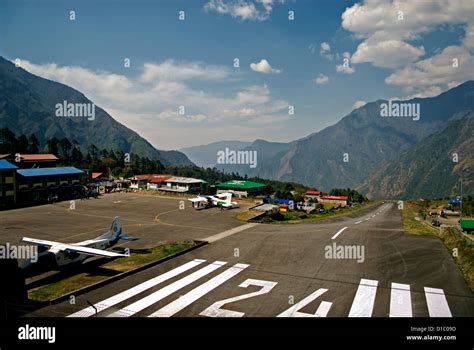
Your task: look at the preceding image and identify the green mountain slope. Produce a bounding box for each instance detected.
[358,112,474,199]
[214,81,474,192]
[0,57,192,166]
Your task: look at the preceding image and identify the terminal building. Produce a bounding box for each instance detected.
[16,167,84,204]
[0,154,84,208]
[159,176,207,194]
[215,180,268,198]
[128,174,206,193]
[129,174,171,190]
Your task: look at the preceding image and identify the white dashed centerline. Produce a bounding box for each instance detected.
[331,226,348,240]
[355,220,362,225]
[203,223,257,243]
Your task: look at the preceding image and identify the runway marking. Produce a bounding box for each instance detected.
[355,220,362,225]
[348,279,378,317]
[424,287,452,317]
[108,261,227,317]
[278,288,332,317]
[68,259,206,317]
[389,283,412,317]
[150,263,250,317]
[199,278,276,318]
[204,223,258,243]
[365,218,370,221]
[331,226,348,240]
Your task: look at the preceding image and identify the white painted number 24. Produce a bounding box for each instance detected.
[199,279,332,317]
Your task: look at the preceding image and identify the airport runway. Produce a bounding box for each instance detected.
[32,200,474,317]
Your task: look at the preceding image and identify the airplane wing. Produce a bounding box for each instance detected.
[188,197,207,203]
[22,237,127,258]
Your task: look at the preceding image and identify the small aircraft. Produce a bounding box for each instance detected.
[21,216,133,269]
[188,192,238,209]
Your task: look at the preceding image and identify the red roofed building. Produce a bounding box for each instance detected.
[129,174,172,189]
[0,153,59,168]
[319,195,349,207]
[91,172,103,180]
[304,189,321,200]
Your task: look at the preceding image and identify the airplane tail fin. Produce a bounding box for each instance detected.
[98,216,122,241]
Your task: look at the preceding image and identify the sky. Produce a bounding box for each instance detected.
[1,0,474,150]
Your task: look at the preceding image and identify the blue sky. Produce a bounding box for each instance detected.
[1,0,473,149]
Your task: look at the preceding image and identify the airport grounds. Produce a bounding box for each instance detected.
[0,189,473,348]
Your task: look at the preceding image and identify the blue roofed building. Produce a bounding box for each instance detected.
[0,160,18,207]
[15,166,84,205]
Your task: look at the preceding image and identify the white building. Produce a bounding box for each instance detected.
[159,176,207,193]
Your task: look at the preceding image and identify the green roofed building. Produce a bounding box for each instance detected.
[215,180,267,198]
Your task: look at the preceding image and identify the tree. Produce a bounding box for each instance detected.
[0,128,17,153]
[47,137,60,155]
[70,147,83,166]
[101,157,118,176]
[88,144,99,161]
[59,138,72,159]
[17,134,29,153]
[28,134,40,153]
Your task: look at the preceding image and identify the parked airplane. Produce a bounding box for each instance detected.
[21,216,132,268]
[188,192,238,209]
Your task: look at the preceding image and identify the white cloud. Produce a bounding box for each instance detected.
[335,64,355,74]
[405,86,443,99]
[341,1,474,41]
[385,45,474,88]
[320,42,330,53]
[341,0,474,96]
[319,41,334,60]
[139,60,229,82]
[353,100,366,109]
[250,59,281,74]
[464,24,474,48]
[447,81,462,89]
[314,74,329,84]
[20,59,289,149]
[204,0,285,21]
[351,39,425,68]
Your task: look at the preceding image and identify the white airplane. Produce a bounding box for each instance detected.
[188,192,238,209]
[21,216,130,268]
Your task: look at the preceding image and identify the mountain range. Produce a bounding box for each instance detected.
[0,56,192,166]
[180,140,252,168]
[2,55,472,199]
[182,81,474,198]
[358,111,473,199]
